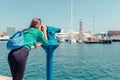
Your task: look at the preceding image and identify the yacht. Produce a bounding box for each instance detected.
[56,32,66,43]
[67,37,76,43]
[95,32,112,44]
[110,36,120,42]
[0,36,9,41]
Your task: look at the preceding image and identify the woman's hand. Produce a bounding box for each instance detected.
[41,25,48,40]
[31,43,42,49]
[41,25,46,32]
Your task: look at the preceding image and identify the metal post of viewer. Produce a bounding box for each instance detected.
[42,26,61,80]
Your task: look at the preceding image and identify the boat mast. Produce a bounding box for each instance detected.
[93,16,95,34]
[70,0,73,31]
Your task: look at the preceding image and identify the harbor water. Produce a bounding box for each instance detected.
[0,41,120,80]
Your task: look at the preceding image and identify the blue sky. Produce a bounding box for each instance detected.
[0,0,120,33]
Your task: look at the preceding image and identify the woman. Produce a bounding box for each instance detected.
[8,18,48,80]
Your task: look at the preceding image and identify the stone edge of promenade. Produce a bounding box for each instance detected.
[0,75,12,80]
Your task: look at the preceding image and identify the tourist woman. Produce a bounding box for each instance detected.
[8,18,48,80]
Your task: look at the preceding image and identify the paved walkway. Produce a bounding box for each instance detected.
[0,75,12,80]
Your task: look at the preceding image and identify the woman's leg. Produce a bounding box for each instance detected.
[8,50,15,77]
[8,47,29,80]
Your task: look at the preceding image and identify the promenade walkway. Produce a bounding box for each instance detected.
[0,75,12,80]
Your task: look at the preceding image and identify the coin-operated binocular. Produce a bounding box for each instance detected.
[41,25,61,80]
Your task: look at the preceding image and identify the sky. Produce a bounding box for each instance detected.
[0,0,120,33]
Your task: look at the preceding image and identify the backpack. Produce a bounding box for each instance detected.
[6,31,28,50]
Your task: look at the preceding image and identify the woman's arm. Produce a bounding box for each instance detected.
[31,43,42,49]
[36,25,48,46]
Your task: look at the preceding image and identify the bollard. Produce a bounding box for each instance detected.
[42,26,61,80]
